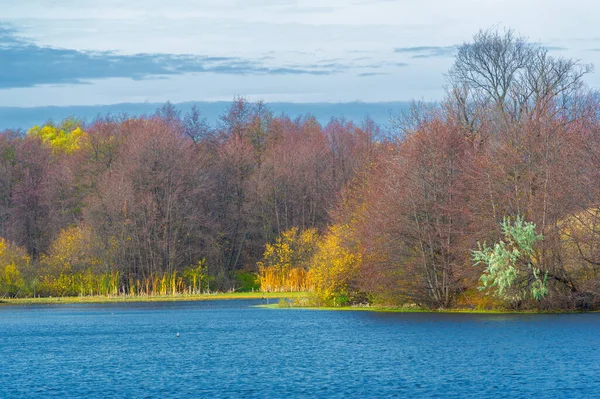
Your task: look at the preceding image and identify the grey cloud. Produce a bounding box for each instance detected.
[0,26,24,46]
[318,58,343,63]
[541,45,568,51]
[569,37,600,43]
[357,72,390,77]
[0,25,337,89]
[394,45,457,58]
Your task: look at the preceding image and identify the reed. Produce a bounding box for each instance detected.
[35,269,209,298]
[258,265,313,292]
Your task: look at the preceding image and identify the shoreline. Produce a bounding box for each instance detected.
[1,293,594,314]
[0,291,306,306]
[255,303,594,315]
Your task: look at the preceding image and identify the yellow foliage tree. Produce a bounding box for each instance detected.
[39,225,117,296]
[258,227,319,292]
[28,118,87,154]
[308,224,362,306]
[0,238,31,297]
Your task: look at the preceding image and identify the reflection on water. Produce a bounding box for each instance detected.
[1,301,599,398]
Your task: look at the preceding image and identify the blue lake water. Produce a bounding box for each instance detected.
[1,300,599,398]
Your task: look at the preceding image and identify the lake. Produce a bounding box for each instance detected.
[1,300,599,398]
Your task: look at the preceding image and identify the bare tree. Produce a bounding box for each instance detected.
[183,105,211,144]
[447,28,593,129]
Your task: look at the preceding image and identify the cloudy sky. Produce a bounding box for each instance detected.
[1,0,599,107]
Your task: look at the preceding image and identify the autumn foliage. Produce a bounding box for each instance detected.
[257,227,318,292]
[0,99,375,299]
[1,29,600,311]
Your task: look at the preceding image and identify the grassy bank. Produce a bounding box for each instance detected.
[1,293,589,313]
[256,302,587,314]
[0,291,307,306]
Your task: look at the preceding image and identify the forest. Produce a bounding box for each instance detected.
[1,29,599,311]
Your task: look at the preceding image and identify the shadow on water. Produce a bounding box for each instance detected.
[0,298,266,313]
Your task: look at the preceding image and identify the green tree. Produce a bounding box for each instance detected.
[472,216,547,302]
[183,259,212,293]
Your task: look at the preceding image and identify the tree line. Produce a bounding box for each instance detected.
[0,95,375,297]
[1,28,599,310]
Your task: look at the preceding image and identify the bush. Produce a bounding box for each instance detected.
[235,271,260,292]
[183,259,212,293]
